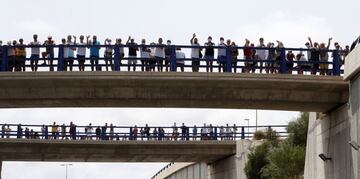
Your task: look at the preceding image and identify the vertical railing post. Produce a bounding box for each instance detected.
[170,46,177,72]
[129,127,133,140]
[45,126,49,139]
[332,50,340,76]
[57,46,64,71]
[241,126,245,139]
[226,46,232,72]
[1,46,8,71]
[114,45,120,71]
[279,48,287,74]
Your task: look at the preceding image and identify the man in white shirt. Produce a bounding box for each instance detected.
[66,35,76,71]
[76,35,87,71]
[140,39,151,72]
[29,34,41,72]
[154,38,165,72]
[256,38,268,73]
[176,48,186,72]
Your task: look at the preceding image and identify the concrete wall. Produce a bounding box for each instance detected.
[209,140,262,179]
[304,106,354,179]
[162,163,208,179]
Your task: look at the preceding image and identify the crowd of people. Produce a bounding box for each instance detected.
[0,34,350,75]
[0,122,242,141]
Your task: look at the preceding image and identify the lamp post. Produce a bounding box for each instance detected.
[244,119,250,139]
[255,109,258,131]
[60,164,73,179]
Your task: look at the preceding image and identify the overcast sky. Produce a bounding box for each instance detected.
[0,0,359,178]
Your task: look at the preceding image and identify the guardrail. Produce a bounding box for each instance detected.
[0,44,344,76]
[0,124,288,141]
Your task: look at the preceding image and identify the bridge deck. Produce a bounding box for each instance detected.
[0,72,349,112]
[0,139,236,163]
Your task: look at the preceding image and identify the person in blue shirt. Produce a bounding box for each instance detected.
[88,35,101,71]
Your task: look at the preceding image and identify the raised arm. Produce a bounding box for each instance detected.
[308,37,313,47]
[190,33,196,44]
[327,38,332,49]
[86,35,90,44]
[126,36,131,44]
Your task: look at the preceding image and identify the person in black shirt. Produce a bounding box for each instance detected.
[126,36,138,71]
[308,37,320,75]
[165,40,172,72]
[204,36,215,72]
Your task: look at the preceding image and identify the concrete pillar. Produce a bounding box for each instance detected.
[209,140,262,179]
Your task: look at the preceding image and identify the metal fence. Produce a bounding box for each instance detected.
[0,44,344,75]
[0,123,288,141]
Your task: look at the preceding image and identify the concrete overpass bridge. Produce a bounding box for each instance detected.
[0,72,348,112]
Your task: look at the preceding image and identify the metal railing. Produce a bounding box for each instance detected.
[0,123,288,141]
[0,44,344,76]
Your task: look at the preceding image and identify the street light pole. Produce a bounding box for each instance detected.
[60,164,73,179]
[255,109,258,132]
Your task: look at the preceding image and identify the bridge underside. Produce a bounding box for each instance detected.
[0,72,348,112]
[0,139,236,163]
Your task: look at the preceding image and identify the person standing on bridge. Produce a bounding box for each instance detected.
[101,123,108,140]
[192,125,197,140]
[51,122,58,140]
[319,38,332,75]
[181,123,187,141]
[190,33,201,72]
[243,39,253,73]
[126,36,139,72]
[29,34,41,72]
[308,37,320,75]
[16,38,26,72]
[256,38,268,74]
[164,40,172,72]
[95,126,101,140]
[42,36,55,71]
[204,36,215,72]
[104,38,114,71]
[75,35,87,71]
[133,125,138,140]
[1,124,6,138]
[69,122,77,140]
[140,39,151,72]
[61,123,66,140]
[66,35,76,71]
[154,38,165,72]
[144,124,150,141]
[231,41,239,73]
[217,37,227,72]
[175,48,185,72]
[89,35,101,71]
[109,123,114,140]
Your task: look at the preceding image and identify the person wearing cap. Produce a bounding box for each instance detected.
[164,40,172,72]
[43,36,55,71]
[104,38,114,71]
[204,36,215,72]
[29,34,41,72]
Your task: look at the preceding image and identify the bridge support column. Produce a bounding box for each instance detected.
[209,140,262,179]
[0,161,2,179]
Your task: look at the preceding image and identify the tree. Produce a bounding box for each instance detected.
[287,112,309,146]
[261,142,306,179]
[244,141,271,179]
